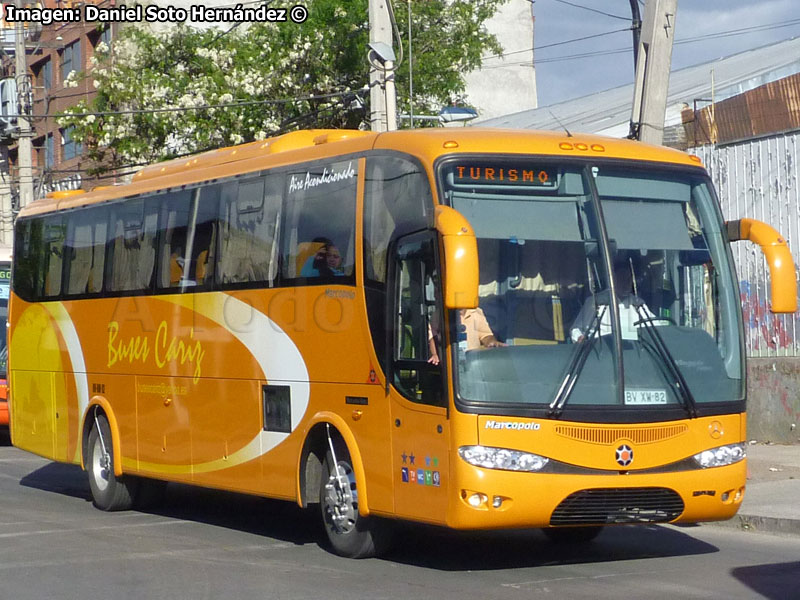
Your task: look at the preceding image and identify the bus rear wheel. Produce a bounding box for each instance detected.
[319,443,391,558]
[87,413,138,511]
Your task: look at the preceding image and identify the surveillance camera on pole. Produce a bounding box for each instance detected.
[368,1,398,132]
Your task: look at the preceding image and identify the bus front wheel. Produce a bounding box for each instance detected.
[319,443,391,558]
[86,414,138,511]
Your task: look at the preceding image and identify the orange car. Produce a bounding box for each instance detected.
[0,379,7,427]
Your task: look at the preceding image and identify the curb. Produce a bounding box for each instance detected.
[704,514,800,537]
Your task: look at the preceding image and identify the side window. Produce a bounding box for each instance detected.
[393,233,443,406]
[65,206,108,295]
[156,190,193,289]
[190,185,219,288]
[13,218,45,301]
[217,175,282,286]
[281,160,357,283]
[43,216,66,298]
[363,155,434,372]
[364,156,433,284]
[156,186,219,291]
[108,200,158,292]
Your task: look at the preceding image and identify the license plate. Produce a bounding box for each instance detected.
[624,389,668,405]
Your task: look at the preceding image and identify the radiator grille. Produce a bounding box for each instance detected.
[554,424,688,445]
[550,487,685,526]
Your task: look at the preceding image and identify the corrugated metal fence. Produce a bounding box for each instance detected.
[693,132,800,358]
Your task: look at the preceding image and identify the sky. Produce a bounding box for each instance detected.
[529,0,800,107]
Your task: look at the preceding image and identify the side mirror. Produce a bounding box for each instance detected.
[726,218,797,313]
[435,206,478,309]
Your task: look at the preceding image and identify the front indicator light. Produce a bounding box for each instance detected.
[458,445,549,472]
[693,443,746,468]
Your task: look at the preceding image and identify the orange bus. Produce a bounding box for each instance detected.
[0,245,10,428]
[8,128,795,557]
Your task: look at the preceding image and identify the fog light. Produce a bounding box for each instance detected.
[721,491,730,502]
[492,496,503,508]
[468,493,487,508]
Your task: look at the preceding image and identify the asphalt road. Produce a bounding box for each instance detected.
[1,431,797,600]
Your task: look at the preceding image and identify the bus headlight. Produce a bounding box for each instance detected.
[693,443,746,468]
[458,445,549,472]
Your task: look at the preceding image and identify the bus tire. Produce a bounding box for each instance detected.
[542,525,604,544]
[319,443,391,558]
[86,414,138,511]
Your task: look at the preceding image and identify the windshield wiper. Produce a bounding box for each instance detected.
[548,305,607,418]
[633,305,698,418]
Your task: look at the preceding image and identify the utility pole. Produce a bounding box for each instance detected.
[14,0,34,209]
[629,0,678,145]
[629,0,642,74]
[368,0,397,132]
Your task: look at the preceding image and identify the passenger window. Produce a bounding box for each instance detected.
[108,200,158,292]
[65,207,108,295]
[156,191,193,289]
[13,219,43,301]
[364,156,432,284]
[281,160,357,283]
[43,216,66,298]
[157,186,219,290]
[217,175,282,286]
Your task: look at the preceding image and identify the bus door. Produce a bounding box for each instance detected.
[388,232,450,523]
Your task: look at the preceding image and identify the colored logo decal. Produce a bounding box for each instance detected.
[432,471,441,487]
[417,469,425,484]
[615,444,634,467]
[409,470,417,483]
[424,470,433,486]
[401,467,409,483]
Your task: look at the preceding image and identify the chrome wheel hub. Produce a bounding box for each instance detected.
[323,462,358,534]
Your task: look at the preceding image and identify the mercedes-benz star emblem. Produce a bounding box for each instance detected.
[616,444,634,467]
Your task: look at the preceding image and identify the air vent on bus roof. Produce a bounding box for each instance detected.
[132,129,373,184]
[45,190,85,200]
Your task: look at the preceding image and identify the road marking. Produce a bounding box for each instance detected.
[0,541,300,571]
[0,519,192,539]
[501,568,685,589]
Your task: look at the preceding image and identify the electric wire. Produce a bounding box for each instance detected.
[551,0,629,21]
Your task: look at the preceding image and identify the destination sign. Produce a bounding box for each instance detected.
[447,164,557,187]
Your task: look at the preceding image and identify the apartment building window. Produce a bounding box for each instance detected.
[45,133,54,169]
[42,59,52,91]
[100,26,112,48]
[62,127,82,161]
[61,40,81,82]
[33,58,52,92]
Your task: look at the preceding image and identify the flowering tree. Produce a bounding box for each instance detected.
[57,0,505,174]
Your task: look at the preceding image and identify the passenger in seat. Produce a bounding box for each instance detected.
[300,237,345,277]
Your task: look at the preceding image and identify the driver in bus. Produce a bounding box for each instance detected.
[570,259,656,343]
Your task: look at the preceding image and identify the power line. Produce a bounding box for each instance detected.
[550,0,629,21]
[528,18,800,65]
[6,87,368,120]
[482,27,630,60]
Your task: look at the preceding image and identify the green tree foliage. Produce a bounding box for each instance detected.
[58,0,506,173]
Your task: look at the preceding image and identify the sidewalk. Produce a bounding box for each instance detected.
[705,442,800,536]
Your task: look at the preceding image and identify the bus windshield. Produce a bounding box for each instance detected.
[440,159,743,414]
